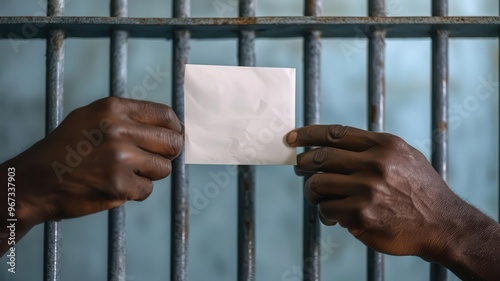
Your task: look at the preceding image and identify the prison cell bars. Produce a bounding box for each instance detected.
[430,0,449,280]
[237,0,257,281]
[108,1,128,281]
[303,1,322,280]
[171,0,190,281]
[44,1,65,281]
[367,0,386,280]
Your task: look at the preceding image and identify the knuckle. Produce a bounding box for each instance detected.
[105,123,127,140]
[304,175,322,204]
[370,157,389,176]
[348,208,365,229]
[327,125,349,142]
[378,133,408,152]
[159,105,178,127]
[166,132,183,157]
[106,145,123,162]
[306,174,320,191]
[152,155,172,179]
[98,96,123,113]
[319,204,331,219]
[312,147,329,167]
[163,159,172,176]
[163,106,175,122]
[358,208,376,229]
[136,181,154,201]
[109,174,130,200]
[319,211,337,226]
[354,176,372,194]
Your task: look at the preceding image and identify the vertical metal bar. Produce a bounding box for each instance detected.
[237,1,256,281]
[44,1,64,281]
[367,1,385,281]
[431,1,449,280]
[171,1,190,281]
[237,167,255,281]
[303,1,322,281]
[108,1,128,281]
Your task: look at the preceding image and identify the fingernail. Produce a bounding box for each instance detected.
[287,131,297,144]
[294,166,316,177]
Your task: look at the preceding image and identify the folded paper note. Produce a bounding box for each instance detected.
[184,64,296,165]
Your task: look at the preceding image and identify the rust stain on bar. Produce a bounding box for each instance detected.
[438,121,448,131]
[1,17,500,39]
[370,104,378,124]
[213,17,257,25]
[244,220,252,237]
[50,33,63,51]
[243,178,251,191]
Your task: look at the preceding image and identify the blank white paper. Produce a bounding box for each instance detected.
[184,64,296,165]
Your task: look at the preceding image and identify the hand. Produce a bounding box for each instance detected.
[5,97,183,228]
[287,125,500,280]
[286,125,477,258]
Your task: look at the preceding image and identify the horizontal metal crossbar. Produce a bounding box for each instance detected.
[0,16,499,39]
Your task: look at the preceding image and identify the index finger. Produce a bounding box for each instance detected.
[124,99,183,133]
[286,125,377,152]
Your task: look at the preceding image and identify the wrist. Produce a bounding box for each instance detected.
[1,156,44,255]
[3,143,58,228]
[420,196,500,280]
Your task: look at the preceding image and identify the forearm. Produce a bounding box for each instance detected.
[0,155,44,256]
[429,201,500,281]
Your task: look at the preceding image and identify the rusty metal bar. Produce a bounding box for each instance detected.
[108,1,128,281]
[237,167,255,281]
[367,1,385,281]
[303,1,322,281]
[1,17,500,39]
[430,1,448,281]
[171,1,190,281]
[237,1,256,281]
[44,1,65,281]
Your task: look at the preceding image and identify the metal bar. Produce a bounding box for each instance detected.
[367,1,385,281]
[237,1,256,281]
[237,166,255,281]
[430,1,448,280]
[44,1,64,281]
[1,17,500,39]
[171,1,190,281]
[303,1,322,281]
[108,1,128,281]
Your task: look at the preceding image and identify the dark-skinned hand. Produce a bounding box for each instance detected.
[287,125,500,281]
[1,97,183,255]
